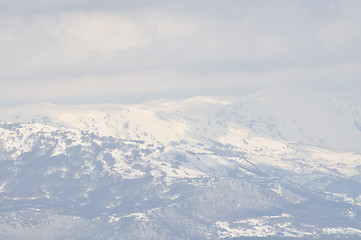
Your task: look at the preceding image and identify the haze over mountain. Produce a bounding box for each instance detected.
[219,85,361,152]
[0,85,361,239]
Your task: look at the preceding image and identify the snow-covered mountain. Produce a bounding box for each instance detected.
[219,85,361,152]
[0,86,360,239]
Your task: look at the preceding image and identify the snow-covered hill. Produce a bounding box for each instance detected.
[0,86,360,239]
[218,85,361,152]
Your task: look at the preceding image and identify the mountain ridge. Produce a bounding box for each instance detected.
[0,85,360,239]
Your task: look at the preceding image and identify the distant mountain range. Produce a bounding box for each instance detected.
[0,85,360,239]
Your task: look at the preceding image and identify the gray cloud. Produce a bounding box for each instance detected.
[0,0,360,104]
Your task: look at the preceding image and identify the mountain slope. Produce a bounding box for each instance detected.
[218,85,361,152]
[0,86,361,239]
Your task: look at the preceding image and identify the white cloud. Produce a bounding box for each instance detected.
[0,0,360,104]
[0,11,197,73]
[1,62,360,104]
[58,12,151,56]
[317,20,360,49]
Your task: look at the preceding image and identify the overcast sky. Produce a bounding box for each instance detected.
[1,0,361,105]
